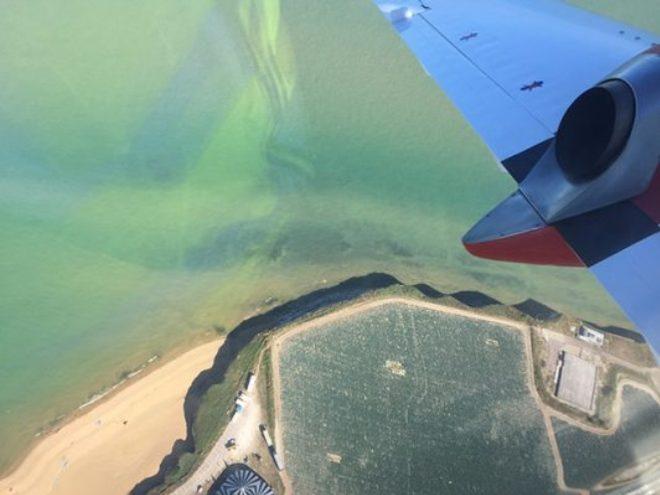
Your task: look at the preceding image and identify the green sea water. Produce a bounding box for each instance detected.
[0,0,654,472]
[569,0,660,34]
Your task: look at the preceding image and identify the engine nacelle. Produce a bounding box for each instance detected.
[519,48,660,223]
[463,47,659,267]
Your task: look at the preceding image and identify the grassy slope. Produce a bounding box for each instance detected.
[158,337,265,491]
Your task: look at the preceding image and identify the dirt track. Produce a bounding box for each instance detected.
[170,370,265,495]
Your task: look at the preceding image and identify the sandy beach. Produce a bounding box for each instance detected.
[0,339,222,495]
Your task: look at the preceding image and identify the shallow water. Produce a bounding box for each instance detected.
[0,0,653,471]
[569,0,660,33]
[278,303,560,494]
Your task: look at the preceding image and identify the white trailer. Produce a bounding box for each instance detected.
[246,372,256,393]
[260,424,274,447]
[272,450,285,471]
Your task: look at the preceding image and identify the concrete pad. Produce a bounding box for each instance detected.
[557,353,597,412]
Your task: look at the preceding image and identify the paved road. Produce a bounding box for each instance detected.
[171,394,263,495]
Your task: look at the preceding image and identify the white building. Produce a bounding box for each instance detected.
[577,324,605,347]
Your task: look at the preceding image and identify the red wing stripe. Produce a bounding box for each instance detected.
[464,225,584,267]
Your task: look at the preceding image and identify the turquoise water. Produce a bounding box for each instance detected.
[570,0,659,34]
[278,303,560,494]
[0,0,652,471]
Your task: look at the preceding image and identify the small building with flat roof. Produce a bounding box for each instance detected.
[576,325,605,347]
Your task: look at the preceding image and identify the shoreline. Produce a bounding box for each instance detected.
[76,355,159,412]
[4,277,656,495]
[0,330,222,478]
[269,296,659,495]
[0,338,222,495]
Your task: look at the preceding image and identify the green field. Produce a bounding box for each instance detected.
[278,303,560,494]
[553,386,660,489]
[0,0,655,472]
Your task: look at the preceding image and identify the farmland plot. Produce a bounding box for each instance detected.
[277,302,560,494]
[553,387,660,489]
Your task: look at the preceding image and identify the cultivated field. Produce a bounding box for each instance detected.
[277,302,559,494]
[553,386,660,489]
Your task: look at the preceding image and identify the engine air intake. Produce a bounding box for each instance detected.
[555,80,635,183]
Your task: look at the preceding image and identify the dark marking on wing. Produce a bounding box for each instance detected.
[520,80,544,91]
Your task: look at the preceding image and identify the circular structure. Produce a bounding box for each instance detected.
[210,464,274,495]
[555,79,635,183]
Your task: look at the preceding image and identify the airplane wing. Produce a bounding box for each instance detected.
[373,0,655,164]
[372,0,660,351]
